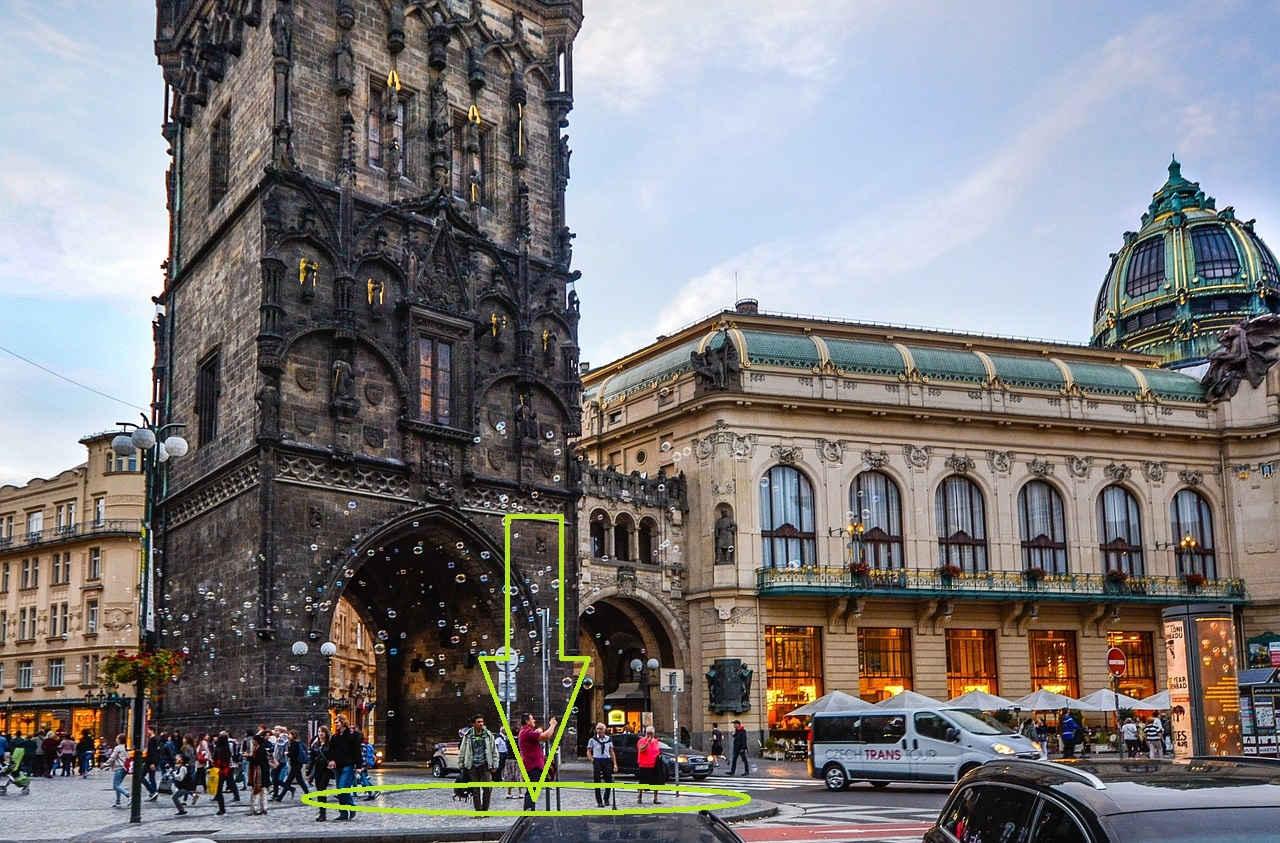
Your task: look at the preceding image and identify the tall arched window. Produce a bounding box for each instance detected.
[1171,489,1216,579]
[851,471,904,569]
[1098,485,1144,576]
[638,518,657,564]
[935,476,988,572]
[1018,481,1068,573]
[760,465,816,568]
[613,514,634,562]
[589,510,609,558]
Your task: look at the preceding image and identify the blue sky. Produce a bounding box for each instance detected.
[1,0,1278,485]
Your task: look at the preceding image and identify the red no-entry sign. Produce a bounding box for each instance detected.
[1106,647,1127,677]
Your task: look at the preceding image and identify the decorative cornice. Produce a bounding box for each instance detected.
[165,458,262,528]
[275,452,412,500]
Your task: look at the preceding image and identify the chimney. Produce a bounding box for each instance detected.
[734,298,759,315]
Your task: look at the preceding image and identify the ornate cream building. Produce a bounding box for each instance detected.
[577,162,1280,748]
[0,432,146,739]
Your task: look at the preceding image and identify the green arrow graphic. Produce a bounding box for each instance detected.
[479,513,589,804]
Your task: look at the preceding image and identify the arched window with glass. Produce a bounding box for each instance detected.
[1098,485,1144,576]
[1171,489,1216,579]
[760,465,816,568]
[1017,481,1068,574]
[935,476,988,572]
[850,471,904,569]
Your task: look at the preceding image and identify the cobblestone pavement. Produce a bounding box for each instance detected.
[0,767,773,842]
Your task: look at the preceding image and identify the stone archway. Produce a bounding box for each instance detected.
[326,506,537,761]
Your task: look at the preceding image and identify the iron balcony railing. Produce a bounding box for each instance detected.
[0,520,141,551]
[756,565,1247,604]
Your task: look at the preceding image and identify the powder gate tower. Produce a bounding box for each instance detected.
[151,0,584,759]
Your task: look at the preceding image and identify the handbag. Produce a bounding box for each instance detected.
[206,767,220,793]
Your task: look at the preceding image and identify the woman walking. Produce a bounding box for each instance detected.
[108,733,130,808]
[58,733,77,776]
[248,732,271,816]
[212,732,237,815]
[77,731,95,777]
[636,726,665,805]
[308,726,332,821]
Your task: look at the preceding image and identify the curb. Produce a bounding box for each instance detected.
[90,800,781,843]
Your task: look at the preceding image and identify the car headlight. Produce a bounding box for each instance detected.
[677,755,688,763]
[1031,741,1042,751]
[991,743,1016,755]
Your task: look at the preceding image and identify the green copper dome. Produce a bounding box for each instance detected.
[1091,157,1280,368]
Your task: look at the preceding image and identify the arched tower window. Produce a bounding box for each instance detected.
[1171,489,1216,579]
[1126,237,1165,297]
[1098,485,1144,576]
[1191,226,1241,279]
[935,476,987,573]
[850,471,904,569]
[638,518,656,564]
[613,513,634,562]
[1018,481,1068,574]
[589,510,609,558]
[760,465,815,568]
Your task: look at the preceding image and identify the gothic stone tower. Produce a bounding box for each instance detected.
[152,0,584,758]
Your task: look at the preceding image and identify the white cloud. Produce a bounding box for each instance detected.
[576,0,891,109]
[649,13,1187,338]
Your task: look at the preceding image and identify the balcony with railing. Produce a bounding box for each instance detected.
[756,565,1247,604]
[0,520,141,552]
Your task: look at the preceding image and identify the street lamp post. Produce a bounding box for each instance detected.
[629,657,661,719]
[110,417,188,824]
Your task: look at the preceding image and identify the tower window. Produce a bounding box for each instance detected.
[452,113,493,207]
[1191,226,1240,279]
[1125,237,1165,297]
[209,108,230,208]
[195,351,221,445]
[367,80,410,177]
[417,337,453,426]
[1248,231,1279,284]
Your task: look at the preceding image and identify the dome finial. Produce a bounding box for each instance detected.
[1169,154,1181,179]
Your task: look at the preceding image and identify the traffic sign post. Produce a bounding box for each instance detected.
[662,668,683,797]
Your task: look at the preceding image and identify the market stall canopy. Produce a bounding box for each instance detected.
[785,690,874,718]
[1138,690,1170,709]
[1013,689,1101,712]
[875,690,945,710]
[1078,689,1149,712]
[948,690,1018,710]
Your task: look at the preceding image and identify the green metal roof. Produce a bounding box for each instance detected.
[601,337,700,399]
[740,330,820,368]
[1142,368,1206,402]
[1066,361,1140,396]
[988,353,1065,390]
[907,346,987,383]
[822,337,906,376]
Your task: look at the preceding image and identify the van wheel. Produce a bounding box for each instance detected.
[823,764,849,792]
[870,781,891,789]
[958,763,980,780]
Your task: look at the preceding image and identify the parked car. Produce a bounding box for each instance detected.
[924,757,1280,843]
[810,706,1042,790]
[432,741,461,777]
[500,809,742,842]
[611,732,713,780]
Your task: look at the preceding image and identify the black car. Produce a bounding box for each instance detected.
[924,757,1280,843]
[500,810,742,842]
[611,732,713,780]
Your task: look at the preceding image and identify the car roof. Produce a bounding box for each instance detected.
[813,707,960,717]
[963,758,1280,816]
[502,809,742,842]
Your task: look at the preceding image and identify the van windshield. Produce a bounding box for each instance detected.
[945,709,1014,735]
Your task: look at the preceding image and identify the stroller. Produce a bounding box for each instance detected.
[0,747,31,795]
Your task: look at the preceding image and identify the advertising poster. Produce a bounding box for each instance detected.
[1164,619,1193,758]
[1240,694,1256,754]
[1194,616,1243,755]
[1256,696,1278,757]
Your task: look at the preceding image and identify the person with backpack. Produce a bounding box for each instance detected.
[358,737,376,800]
[171,753,197,815]
[277,729,310,798]
[107,734,130,808]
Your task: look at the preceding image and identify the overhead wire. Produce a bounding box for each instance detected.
[0,344,149,413]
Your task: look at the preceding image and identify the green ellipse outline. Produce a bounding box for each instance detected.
[300,781,752,817]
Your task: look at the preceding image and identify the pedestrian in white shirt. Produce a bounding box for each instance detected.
[1120,718,1140,758]
[1143,717,1165,759]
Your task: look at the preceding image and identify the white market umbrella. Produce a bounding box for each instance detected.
[1138,690,1170,710]
[1078,689,1148,712]
[948,690,1018,710]
[1013,689,1100,712]
[785,690,874,718]
[875,690,944,710]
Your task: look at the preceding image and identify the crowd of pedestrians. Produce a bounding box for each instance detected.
[0,730,98,778]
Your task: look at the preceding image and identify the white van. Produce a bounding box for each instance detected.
[808,707,1043,790]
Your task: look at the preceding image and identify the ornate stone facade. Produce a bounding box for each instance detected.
[152,0,584,757]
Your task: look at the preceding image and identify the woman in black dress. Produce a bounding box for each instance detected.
[308,726,332,822]
[248,732,271,815]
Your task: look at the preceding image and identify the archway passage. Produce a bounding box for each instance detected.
[328,509,542,762]
[577,596,678,746]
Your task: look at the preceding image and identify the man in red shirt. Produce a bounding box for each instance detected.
[517,712,557,810]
